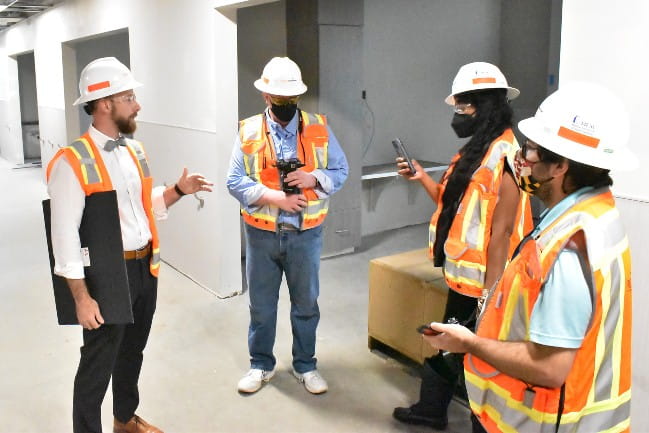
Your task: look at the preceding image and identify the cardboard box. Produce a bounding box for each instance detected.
[368,248,448,364]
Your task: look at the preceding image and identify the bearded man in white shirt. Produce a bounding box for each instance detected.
[46,57,212,433]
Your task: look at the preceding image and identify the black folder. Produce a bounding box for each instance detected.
[43,190,133,325]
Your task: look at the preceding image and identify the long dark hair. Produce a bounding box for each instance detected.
[433,88,514,266]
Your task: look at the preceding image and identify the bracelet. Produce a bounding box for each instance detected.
[174,184,187,196]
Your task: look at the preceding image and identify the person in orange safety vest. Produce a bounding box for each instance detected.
[422,81,635,433]
[46,57,212,433]
[393,62,533,430]
[226,57,348,396]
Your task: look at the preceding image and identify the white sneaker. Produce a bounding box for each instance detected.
[293,369,328,394]
[237,368,275,393]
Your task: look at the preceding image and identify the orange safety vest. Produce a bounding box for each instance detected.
[239,110,330,231]
[429,129,533,297]
[46,132,161,277]
[465,187,632,433]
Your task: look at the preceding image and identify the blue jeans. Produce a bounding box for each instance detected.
[244,224,323,373]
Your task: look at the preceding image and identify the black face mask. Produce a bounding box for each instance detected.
[451,113,479,138]
[271,103,298,122]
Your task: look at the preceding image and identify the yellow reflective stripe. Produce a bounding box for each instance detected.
[611,257,628,396]
[243,208,277,223]
[559,390,631,424]
[302,112,311,126]
[466,371,556,426]
[67,146,90,185]
[605,260,622,401]
[499,272,530,341]
[243,155,252,177]
[312,146,320,169]
[590,266,611,405]
[477,198,488,250]
[78,138,103,184]
[597,418,630,433]
[304,207,327,220]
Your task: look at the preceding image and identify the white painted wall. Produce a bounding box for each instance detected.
[0,0,243,296]
[560,1,649,429]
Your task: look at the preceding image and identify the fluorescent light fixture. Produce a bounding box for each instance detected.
[0,1,18,14]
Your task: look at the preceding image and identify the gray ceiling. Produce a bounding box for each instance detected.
[0,0,65,32]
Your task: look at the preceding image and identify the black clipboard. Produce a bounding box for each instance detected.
[43,190,133,325]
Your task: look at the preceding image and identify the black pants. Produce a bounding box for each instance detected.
[420,289,478,410]
[72,256,158,433]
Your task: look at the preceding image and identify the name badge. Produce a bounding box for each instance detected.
[81,247,91,267]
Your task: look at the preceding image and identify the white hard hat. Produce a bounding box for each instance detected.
[73,57,142,106]
[518,81,637,171]
[445,62,519,105]
[254,57,307,97]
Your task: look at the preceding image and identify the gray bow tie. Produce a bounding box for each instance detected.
[104,136,126,151]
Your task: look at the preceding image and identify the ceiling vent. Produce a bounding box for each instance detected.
[0,0,65,33]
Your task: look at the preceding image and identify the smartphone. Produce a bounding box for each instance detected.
[416,324,441,336]
[392,138,417,174]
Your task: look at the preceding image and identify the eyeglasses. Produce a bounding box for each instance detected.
[268,95,300,106]
[453,103,473,114]
[521,140,542,163]
[111,93,137,104]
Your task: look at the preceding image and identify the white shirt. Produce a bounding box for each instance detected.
[47,125,168,279]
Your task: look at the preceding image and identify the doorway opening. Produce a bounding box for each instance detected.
[16,51,40,167]
[62,29,130,143]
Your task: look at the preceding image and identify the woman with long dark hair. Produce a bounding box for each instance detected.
[393,62,533,429]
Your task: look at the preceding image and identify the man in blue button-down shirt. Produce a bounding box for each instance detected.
[226,57,348,395]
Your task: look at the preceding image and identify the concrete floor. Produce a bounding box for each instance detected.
[0,157,471,433]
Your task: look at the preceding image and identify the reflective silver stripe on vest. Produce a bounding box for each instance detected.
[69,140,101,185]
[468,380,630,433]
[484,140,510,171]
[558,398,630,433]
[443,259,483,285]
[506,289,529,341]
[128,141,150,178]
[314,146,327,169]
[470,188,630,433]
[240,115,266,184]
[243,154,260,183]
[151,251,160,266]
[303,112,321,126]
[463,191,482,249]
[303,197,329,224]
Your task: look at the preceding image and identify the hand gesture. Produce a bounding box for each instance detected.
[176,167,214,195]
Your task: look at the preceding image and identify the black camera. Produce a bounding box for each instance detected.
[275,158,305,194]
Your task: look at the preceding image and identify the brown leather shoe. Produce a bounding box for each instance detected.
[113,415,163,433]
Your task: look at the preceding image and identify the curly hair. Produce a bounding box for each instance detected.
[433,88,514,266]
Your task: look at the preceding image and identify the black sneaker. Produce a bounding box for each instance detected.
[393,405,448,430]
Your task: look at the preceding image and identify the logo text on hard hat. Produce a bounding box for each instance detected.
[572,115,596,133]
[88,81,111,92]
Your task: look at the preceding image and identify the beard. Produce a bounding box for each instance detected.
[112,109,137,135]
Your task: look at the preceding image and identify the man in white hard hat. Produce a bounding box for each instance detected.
[46,57,212,433]
[227,56,348,395]
[422,82,635,433]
